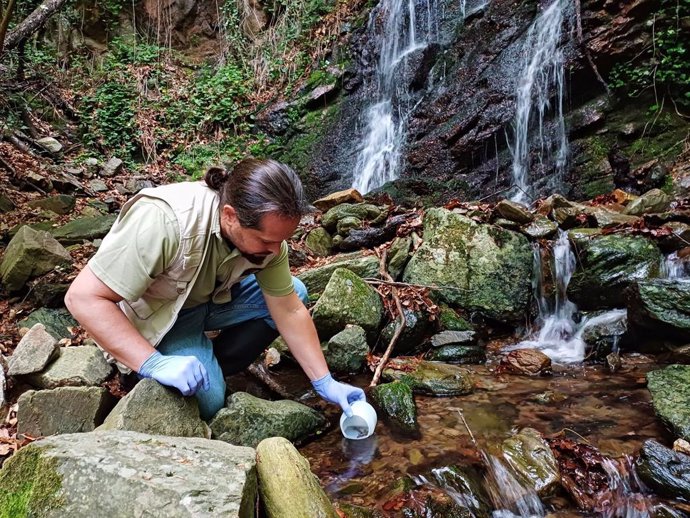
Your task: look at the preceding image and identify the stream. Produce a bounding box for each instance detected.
[299,357,668,514]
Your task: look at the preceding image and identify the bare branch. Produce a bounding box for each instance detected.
[2,0,70,54]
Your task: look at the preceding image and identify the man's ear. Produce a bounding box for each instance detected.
[222,204,238,223]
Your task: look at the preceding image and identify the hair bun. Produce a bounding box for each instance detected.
[204,166,229,190]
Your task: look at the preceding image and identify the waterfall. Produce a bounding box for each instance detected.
[661,252,690,279]
[509,0,569,204]
[351,0,440,194]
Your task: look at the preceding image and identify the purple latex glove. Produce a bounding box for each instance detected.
[312,372,365,417]
[138,351,210,396]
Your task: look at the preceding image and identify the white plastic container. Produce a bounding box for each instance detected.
[339,400,377,440]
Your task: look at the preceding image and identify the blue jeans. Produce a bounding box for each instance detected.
[156,275,308,420]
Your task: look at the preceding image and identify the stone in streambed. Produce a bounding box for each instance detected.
[323,325,369,374]
[210,392,326,447]
[256,437,339,518]
[636,439,690,501]
[501,427,560,496]
[647,365,690,441]
[382,359,474,396]
[97,378,208,438]
[371,381,418,435]
[499,349,552,376]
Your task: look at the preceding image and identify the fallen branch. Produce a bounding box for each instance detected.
[2,0,70,54]
[363,278,469,292]
[246,362,296,401]
[369,249,405,388]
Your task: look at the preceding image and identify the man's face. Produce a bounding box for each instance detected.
[221,206,299,264]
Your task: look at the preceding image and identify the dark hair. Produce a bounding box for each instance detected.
[204,158,313,229]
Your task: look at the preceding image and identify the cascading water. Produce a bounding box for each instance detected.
[661,251,690,279]
[509,0,569,204]
[510,231,628,363]
[351,0,439,193]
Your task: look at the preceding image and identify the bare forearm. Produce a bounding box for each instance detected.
[272,305,328,380]
[65,266,155,372]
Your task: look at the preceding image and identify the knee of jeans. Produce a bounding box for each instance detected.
[197,383,226,421]
[292,277,309,304]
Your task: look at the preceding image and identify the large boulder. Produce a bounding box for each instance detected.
[568,235,661,310]
[256,437,338,518]
[403,208,533,323]
[312,268,383,341]
[321,203,383,232]
[647,365,690,441]
[382,359,474,396]
[210,392,326,447]
[0,431,257,517]
[636,439,690,501]
[27,194,75,215]
[97,379,208,438]
[18,387,114,436]
[0,226,72,292]
[627,280,690,341]
[297,252,380,295]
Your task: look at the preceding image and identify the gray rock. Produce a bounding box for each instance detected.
[8,323,58,376]
[0,193,15,212]
[494,200,534,224]
[636,439,690,501]
[426,345,486,364]
[89,179,109,192]
[256,437,338,518]
[312,267,383,341]
[27,194,75,215]
[501,427,560,496]
[523,216,558,239]
[430,330,477,347]
[380,308,433,354]
[297,253,380,295]
[647,365,690,441]
[100,157,123,177]
[19,308,78,340]
[51,215,117,245]
[624,188,672,216]
[36,137,63,153]
[305,227,332,257]
[323,325,369,374]
[27,346,113,389]
[210,392,326,448]
[0,226,72,292]
[18,386,114,436]
[97,379,208,438]
[580,309,628,358]
[382,359,474,396]
[0,431,257,517]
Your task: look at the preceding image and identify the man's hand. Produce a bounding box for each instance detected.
[311,373,365,417]
[138,351,210,396]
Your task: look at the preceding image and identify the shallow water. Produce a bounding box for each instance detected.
[299,358,669,512]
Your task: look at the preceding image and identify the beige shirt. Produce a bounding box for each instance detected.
[89,198,294,308]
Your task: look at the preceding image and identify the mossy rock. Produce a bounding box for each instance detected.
[627,279,690,341]
[382,360,474,396]
[568,234,661,310]
[371,381,418,435]
[647,365,690,441]
[501,427,560,496]
[297,253,380,295]
[50,215,117,245]
[321,203,382,232]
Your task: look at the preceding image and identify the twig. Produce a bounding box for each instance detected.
[246,362,295,400]
[369,249,405,388]
[457,409,478,448]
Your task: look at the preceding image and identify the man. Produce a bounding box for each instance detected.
[65,158,365,420]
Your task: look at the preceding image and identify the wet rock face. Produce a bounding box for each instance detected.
[636,439,690,501]
[646,365,690,442]
[627,280,690,342]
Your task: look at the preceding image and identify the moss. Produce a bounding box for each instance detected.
[0,446,64,518]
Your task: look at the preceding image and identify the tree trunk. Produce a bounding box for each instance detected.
[2,0,69,54]
[0,0,16,54]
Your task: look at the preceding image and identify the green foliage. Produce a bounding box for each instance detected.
[609,0,690,107]
[190,64,251,130]
[82,80,138,158]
